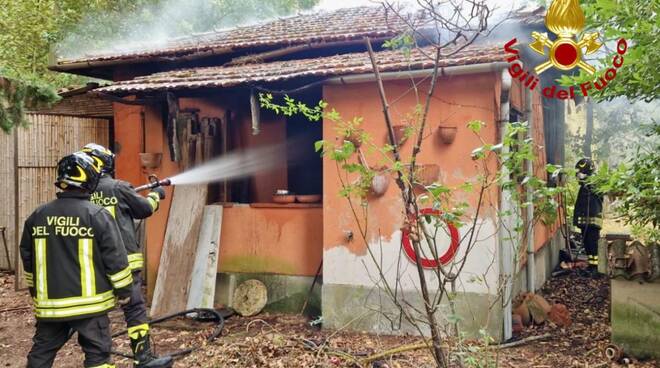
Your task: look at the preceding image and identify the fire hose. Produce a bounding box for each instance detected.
[121,179,230,360]
[134,174,172,193]
[110,308,234,359]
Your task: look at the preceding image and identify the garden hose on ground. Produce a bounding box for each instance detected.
[111,308,235,359]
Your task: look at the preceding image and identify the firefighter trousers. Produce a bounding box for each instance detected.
[121,271,148,327]
[580,224,600,267]
[27,314,113,368]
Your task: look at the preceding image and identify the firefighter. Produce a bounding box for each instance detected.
[573,158,603,275]
[82,143,172,368]
[20,152,132,368]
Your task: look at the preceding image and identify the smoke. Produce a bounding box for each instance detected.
[370,0,539,48]
[56,0,539,60]
[167,138,306,186]
[56,0,318,60]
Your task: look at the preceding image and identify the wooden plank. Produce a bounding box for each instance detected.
[151,184,208,317]
[186,205,222,309]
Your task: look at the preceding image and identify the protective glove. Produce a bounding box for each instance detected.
[151,187,166,200]
[116,287,131,306]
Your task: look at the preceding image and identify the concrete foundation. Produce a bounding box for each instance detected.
[611,279,660,359]
[215,272,322,316]
[322,283,502,339]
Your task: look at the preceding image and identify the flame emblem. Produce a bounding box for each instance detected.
[529,0,602,74]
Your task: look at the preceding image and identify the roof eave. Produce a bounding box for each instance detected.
[97,59,510,96]
[325,61,510,85]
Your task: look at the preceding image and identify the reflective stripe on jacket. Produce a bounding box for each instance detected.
[19,191,132,321]
[91,175,159,271]
[573,183,604,229]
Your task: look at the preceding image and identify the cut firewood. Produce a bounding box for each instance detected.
[527,294,552,324]
[514,294,532,326]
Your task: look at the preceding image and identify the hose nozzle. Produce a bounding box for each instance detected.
[135,175,172,192]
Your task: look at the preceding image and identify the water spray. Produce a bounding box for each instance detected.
[132,141,302,192]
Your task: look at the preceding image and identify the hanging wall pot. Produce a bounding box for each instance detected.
[388,125,409,146]
[139,152,163,169]
[370,170,391,197]
[415,164,440,186]
[437,125,457,144]
[342,128,364,148]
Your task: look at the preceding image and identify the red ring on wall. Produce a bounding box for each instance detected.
[401,208,460,268]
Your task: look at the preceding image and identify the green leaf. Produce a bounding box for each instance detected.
[314,140,325,153]
[467,120,485,133]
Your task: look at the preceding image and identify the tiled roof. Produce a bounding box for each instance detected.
[96,44,506,94]
[54,7,412,67]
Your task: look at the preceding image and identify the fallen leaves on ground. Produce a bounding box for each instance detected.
[1,271,658,367]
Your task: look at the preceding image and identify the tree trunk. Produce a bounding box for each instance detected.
[583,97,593,157]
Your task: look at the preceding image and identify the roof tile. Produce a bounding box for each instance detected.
[56,7,413,66]
[97,44,506,94]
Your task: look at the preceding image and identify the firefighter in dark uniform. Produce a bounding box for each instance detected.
[573,158,603,275]
[82,143,172,368]
[20,152,132,368]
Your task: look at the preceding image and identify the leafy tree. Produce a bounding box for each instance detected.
[590,123,660,243]
[555,0,659,244]
[559,0,659,102]
[566,99,658,166]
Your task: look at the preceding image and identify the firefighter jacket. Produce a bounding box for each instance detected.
[90,175,160,271]
[573,183,603,229]
[19,191,133,321]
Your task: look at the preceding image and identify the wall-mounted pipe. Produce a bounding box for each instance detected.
[250,89,260,136]
[325,62,510,85]
[525,87,536,293]
[498,68,514,341]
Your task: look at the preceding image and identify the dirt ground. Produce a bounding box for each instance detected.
[0,271,657,368]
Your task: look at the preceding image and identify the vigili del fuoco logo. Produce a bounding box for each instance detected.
[503,0,627,99]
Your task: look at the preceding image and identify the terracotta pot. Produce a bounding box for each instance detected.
[272,194,295,204]
[343,129,363,148]
[437,125,457,144]
[296,194,322,203]
[412,183,427,196]
[414,164,440,186]
[370,172,390,197]
[139,153,162,169]
[388,125,409,146]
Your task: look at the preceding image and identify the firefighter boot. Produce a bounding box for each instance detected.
[128,324,173,368]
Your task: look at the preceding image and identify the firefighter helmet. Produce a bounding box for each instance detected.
[55,152,101,192]
[575,158,595,177]
[82,143,115,175]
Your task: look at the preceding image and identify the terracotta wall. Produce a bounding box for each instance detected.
[113,102,178,298]
[321,73,504,293]
[323,74,501,254]
[218,205,323,276]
